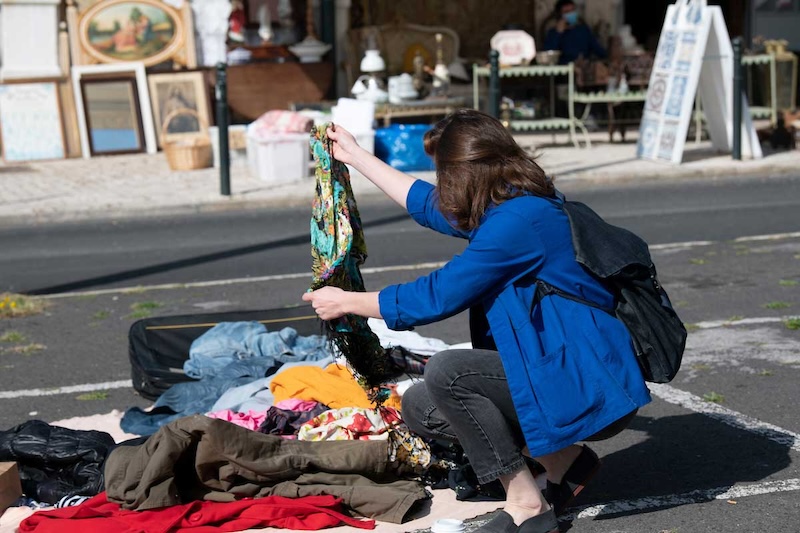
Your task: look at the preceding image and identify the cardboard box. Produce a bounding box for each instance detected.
[0,462,22,512]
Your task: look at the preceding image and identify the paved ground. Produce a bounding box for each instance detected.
[2,129,799,532]
[1,232,798,532]
[1,130,798,227]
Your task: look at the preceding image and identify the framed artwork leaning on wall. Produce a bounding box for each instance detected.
[80,76,146,155]
[146,70,211,147]
[0,80,66,162]
[72,62,157,158]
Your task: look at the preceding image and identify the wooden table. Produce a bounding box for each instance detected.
[374,97,466,127]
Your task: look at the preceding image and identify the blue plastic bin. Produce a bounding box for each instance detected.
[374,124,436,172]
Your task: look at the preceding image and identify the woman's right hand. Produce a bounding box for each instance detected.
[327,124,361,166]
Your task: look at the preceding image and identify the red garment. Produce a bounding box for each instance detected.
[20,492,375,533]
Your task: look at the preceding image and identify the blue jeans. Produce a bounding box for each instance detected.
[402,349,635,485]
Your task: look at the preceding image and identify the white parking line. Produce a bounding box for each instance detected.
[734,231,800,242]
[35,230,800,299]
[693,316,798,329]
[567,478,800,520]
[41,262,449,299]
[649,383,800,452]
[0,380,132,400]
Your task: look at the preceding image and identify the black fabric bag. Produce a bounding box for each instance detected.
[128,305,321,400]
[537,198,687,383]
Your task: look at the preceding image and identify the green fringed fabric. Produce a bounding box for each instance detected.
[309,124,396,400]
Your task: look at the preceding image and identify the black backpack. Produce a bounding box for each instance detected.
[536,198,687,383]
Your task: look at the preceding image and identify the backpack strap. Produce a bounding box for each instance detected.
[534,280,615,316]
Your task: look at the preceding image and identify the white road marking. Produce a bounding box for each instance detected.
[734,231,800,242]
[649,383,800,452]
[0,380,132,400]
[650,240,714,251]
[33,231,800,299]
[567,478,800,520]
[692,316,798,329]
[41,262,448,299]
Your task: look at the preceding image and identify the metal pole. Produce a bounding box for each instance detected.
[489,49,500,119]
[732,37,742,161]
[216,62,231,196]
[321,0,336,100]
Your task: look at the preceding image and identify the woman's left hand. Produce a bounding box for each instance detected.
[302,287,351,320]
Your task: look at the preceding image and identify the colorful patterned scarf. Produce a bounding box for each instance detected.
[309,124,396,400]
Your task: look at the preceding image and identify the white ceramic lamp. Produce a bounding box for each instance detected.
[360,49,386,73]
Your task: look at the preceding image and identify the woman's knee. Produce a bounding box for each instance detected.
[422,349,469,394]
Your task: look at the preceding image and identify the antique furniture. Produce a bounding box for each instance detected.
[472,63,590,148]
[573,90,647,142]
[374,97,465,127]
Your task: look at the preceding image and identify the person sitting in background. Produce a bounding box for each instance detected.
[543,0,606,64]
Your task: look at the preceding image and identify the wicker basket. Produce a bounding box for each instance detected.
[162,108,213,171]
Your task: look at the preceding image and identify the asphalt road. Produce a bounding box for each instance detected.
[1,173,799,295]
[1,173,799,532]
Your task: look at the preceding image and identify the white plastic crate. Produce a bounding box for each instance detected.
[246,130,310,184]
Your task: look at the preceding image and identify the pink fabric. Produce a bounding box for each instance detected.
[252,111,312,136]
[205,409,267,431]
[273,399,322,412]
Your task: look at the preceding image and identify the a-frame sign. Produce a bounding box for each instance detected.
[637,0,763,164]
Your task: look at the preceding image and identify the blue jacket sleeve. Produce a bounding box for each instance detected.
[406,179,470,239]
[379,208,546,330]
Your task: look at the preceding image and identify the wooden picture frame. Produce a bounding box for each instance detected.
[80,76,146,155]
[72,62,157,158]
[66,0,196,68]
[147,70,211,146]
[0,80,66,162]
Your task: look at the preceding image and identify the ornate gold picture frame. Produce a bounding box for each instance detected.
[67,0,196,68]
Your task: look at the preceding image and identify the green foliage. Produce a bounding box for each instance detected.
[703,391,725,403]
[76,391,109,401]
[763,301,791,310]
[0,331,25,343]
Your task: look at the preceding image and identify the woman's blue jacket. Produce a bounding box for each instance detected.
[378,180,651,456]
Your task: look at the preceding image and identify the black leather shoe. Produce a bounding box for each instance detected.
[544,445,601,516]
[473,509,559,533]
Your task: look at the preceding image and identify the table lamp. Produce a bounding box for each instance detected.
[351,46,388,103]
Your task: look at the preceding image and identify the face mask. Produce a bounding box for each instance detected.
[563,11,579,26]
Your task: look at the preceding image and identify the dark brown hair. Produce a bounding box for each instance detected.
[424,109,553,231]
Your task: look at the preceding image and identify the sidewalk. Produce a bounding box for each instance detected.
[1,130,798,227]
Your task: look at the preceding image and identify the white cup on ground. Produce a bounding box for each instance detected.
[431,518,466,533]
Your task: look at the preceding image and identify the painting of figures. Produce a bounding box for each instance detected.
[79,0,185,66]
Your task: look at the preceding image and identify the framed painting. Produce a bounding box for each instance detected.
[146,71,211,146]
[74,0,188,67]
[0,81,66,162]
[72,63,157,158]
[80,77,146,155]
